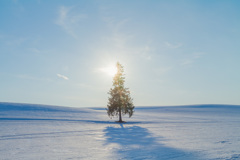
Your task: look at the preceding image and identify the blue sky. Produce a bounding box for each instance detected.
[0,0,240,107]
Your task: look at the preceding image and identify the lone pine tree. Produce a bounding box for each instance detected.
[107,62,134,123]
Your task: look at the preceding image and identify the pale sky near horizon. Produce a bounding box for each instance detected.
[1,0,240,107]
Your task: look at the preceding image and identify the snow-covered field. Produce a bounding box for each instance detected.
[0,102,240,160]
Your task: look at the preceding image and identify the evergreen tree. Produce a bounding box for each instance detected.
[107,62,134,122]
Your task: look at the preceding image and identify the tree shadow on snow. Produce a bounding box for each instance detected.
[103,124,202,160]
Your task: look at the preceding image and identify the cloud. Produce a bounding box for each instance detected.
[165,42,183,49]
[137,45,153,60]
[57,6,69,25]
[101,31,153,61]
[98,9,154,61]
[56,6,87,38]
[180,52,205,66]
[57,74,69,80]
[56,6,75,37]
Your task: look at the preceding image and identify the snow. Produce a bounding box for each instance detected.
[1,102,240,159]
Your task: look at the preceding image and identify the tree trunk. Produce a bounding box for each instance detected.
[118,106,122,122]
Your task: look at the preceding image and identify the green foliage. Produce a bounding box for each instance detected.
[107,62,135,122]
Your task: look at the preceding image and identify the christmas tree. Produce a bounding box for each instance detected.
[107,62,134,122]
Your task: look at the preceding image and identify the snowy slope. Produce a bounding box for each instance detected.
[0,102,240,160]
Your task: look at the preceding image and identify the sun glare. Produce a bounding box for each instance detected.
[99,65,117,77]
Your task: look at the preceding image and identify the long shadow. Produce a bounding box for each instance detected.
[0,118,153,124]
[0,117,113,123]
[0,130,87,140]
[0,117,218,126]
[103,124,203,160]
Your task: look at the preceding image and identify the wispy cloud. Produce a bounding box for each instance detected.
[56,6,75,37]
[181,52,205,66]
[57,73,69,80]
[57,6,70,25]
[137,45,153,60]
[56,6,87,38]
[101,18,154,61]
[98,7,154,62]
[165,42,183,49]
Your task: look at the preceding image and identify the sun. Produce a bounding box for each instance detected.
[99,65,117,77]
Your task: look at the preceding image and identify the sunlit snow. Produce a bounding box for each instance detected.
[0,103,240,159]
